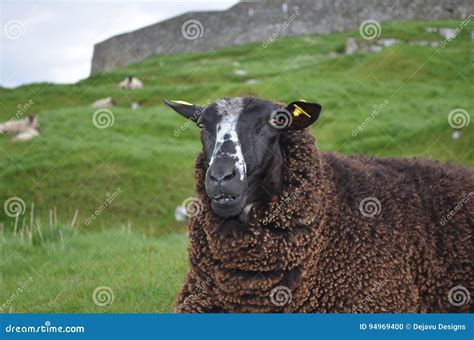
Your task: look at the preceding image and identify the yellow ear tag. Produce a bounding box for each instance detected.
[171,100,193,106]
[292,104,311,118]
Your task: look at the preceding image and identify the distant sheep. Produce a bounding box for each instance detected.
[92,97,116,109]
[165,96,473,313]
[0,114,40,142]
[119,75,143,90]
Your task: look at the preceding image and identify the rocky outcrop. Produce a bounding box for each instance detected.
[90,0,473,73]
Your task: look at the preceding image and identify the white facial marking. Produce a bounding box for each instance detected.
[209,98,247,180]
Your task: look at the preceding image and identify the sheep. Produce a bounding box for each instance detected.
[119,75,143,90]
[164,96,473,313]
[0,114,40,142]
[92,97,116,109]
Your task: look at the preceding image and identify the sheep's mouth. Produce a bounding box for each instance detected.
[212,193,238,204]
[210,192,246,218]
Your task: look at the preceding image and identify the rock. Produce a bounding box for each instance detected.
[175,206,187,222]
[369,45,383,52]
[438,28,456,40]
[234,69,248,76]
[378,38,400,47]
[245,79,257,85]
[451,130,461,140]
[131,102,140,110]
[409,40,439,48]
[345,37,358,55]
[410,40,430,46]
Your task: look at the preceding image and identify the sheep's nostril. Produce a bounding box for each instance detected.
[209,168,236,183]
[222,170,236,182]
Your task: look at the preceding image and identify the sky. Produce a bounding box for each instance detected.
[0,0,238,88]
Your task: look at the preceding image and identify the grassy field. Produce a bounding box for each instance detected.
[1,20,472,312]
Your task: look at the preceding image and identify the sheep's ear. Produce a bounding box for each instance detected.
[163,99,204,125]
[285,100,321,130]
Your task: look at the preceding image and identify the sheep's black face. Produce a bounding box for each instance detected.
[164,97,321,219]
[199,97,284,218]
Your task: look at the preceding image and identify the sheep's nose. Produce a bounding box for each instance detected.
[209,166,236,183]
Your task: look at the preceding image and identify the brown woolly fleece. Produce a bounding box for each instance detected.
[176,129,473,313]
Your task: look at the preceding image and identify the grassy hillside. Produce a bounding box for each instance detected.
[1,20,472,312]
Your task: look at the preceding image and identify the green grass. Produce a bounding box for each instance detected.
[0,20,472,312]
[1,226,187,312]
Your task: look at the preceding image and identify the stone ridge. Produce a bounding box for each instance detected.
[90,0,473,73]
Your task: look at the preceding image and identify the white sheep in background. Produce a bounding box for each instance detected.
[119,75,143,90]
[0,114,40,142]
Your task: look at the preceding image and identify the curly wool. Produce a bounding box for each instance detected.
[176,129,473,313]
